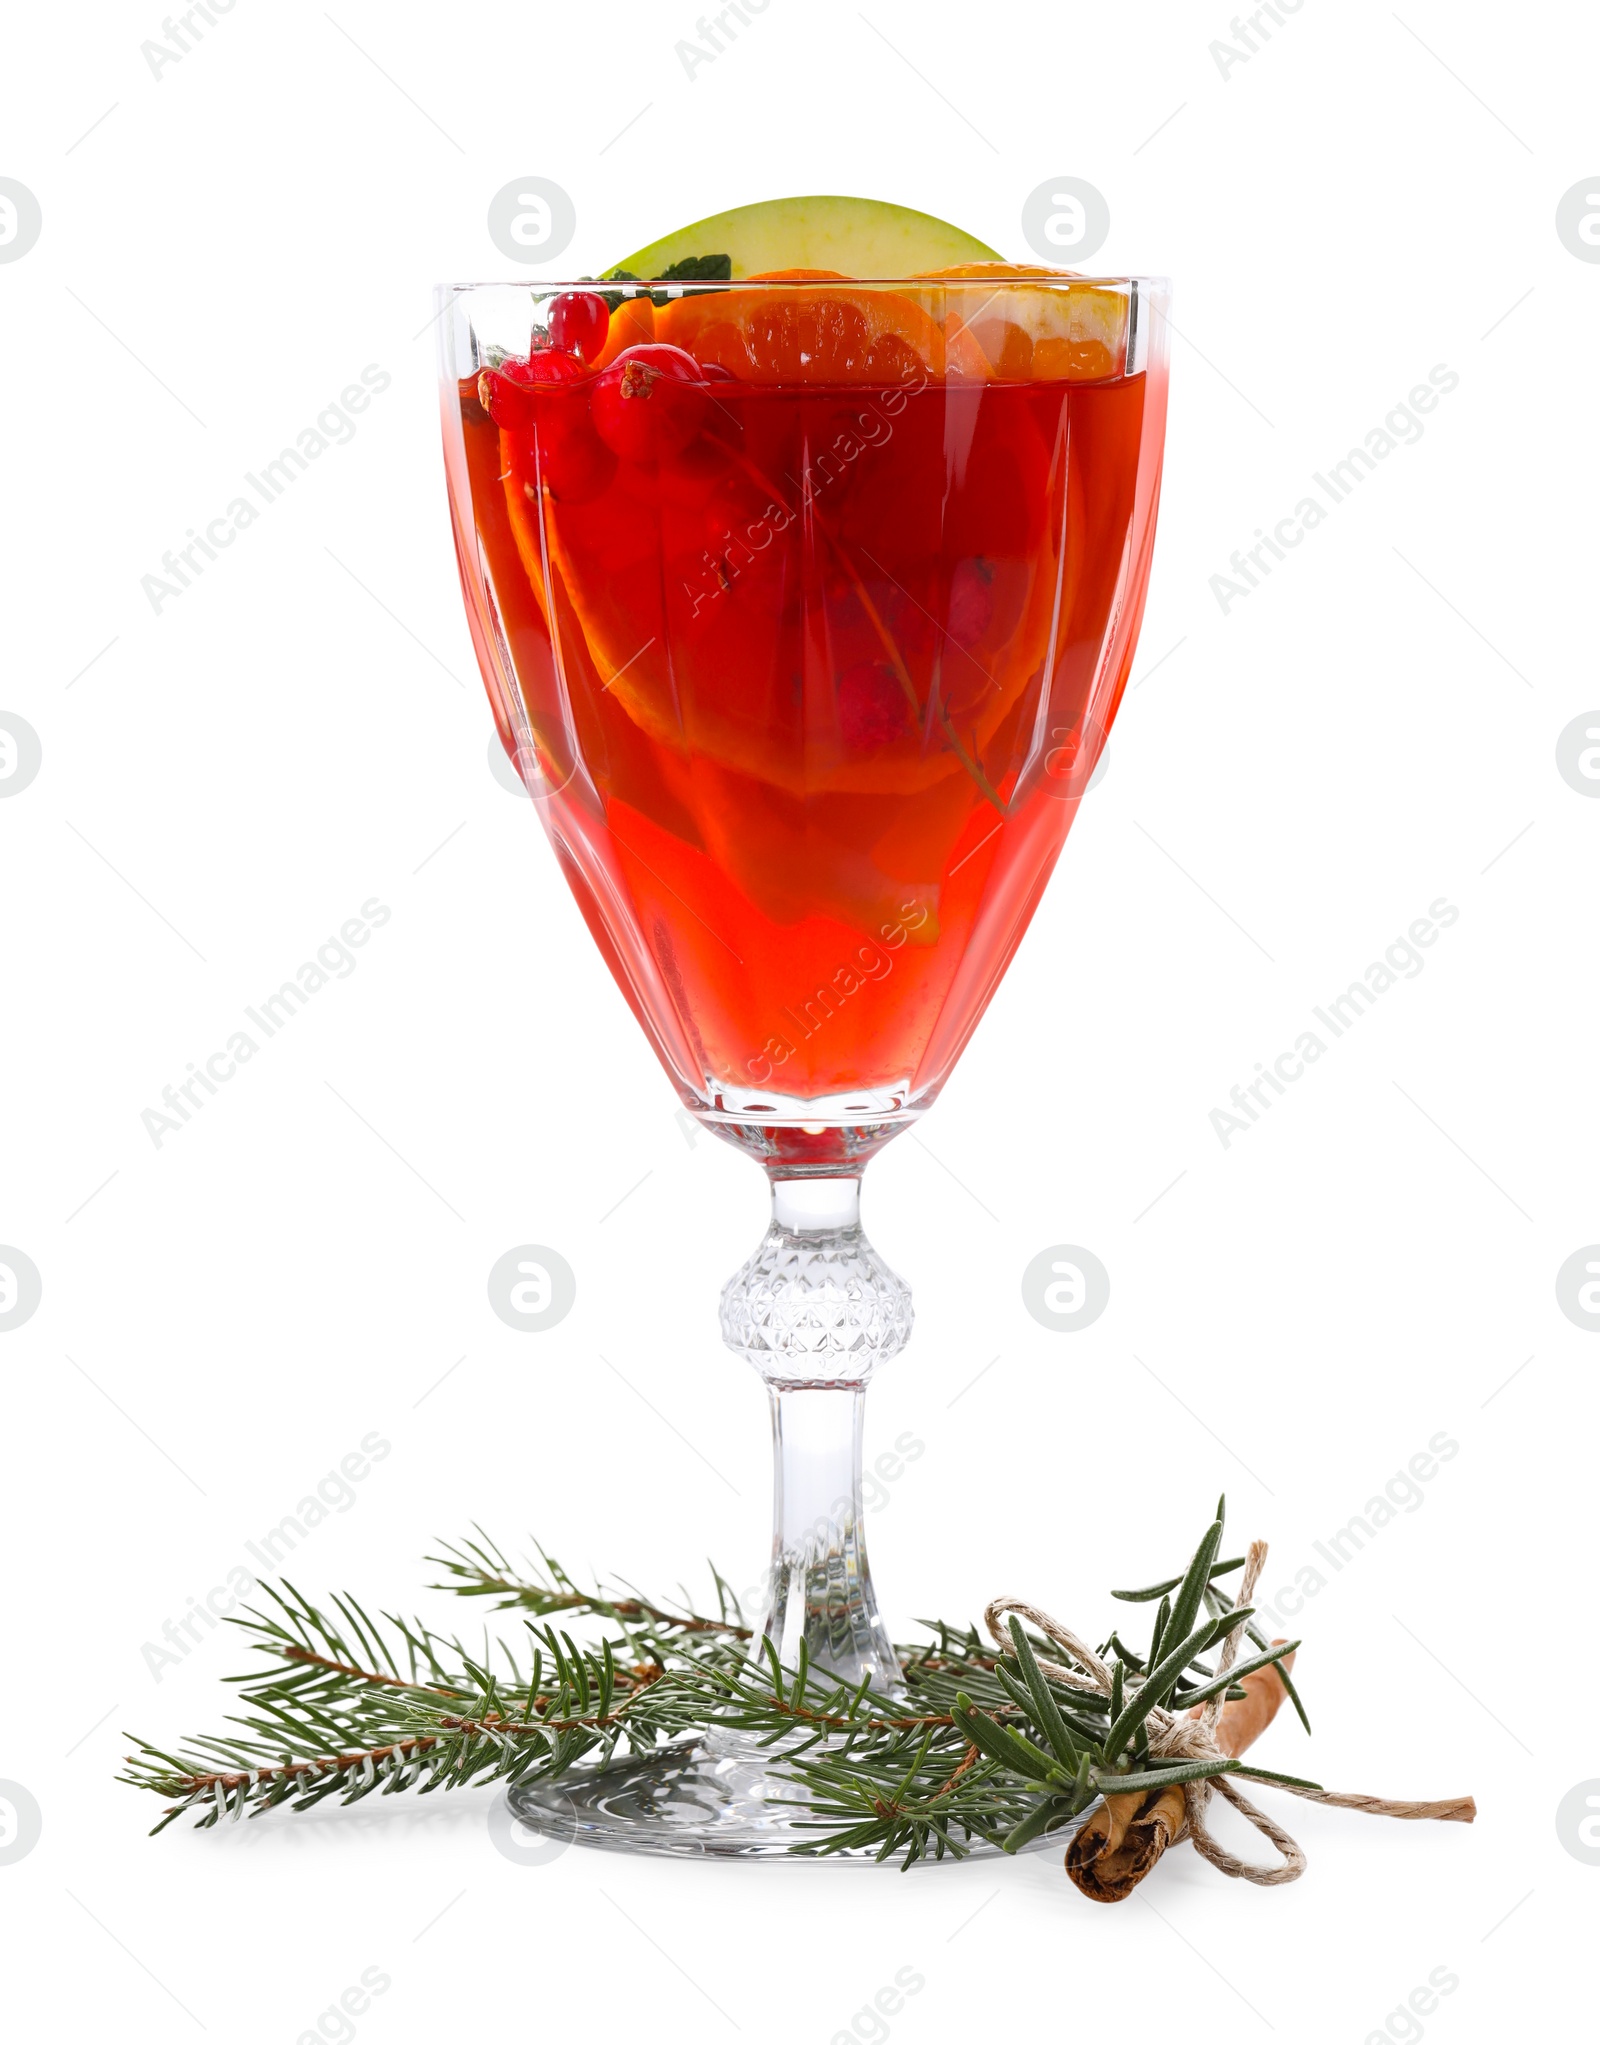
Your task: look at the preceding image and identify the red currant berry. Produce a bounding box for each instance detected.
[477,351,582,429]
[503,352,583,383]
[548,291,611,365]
[590,344,709,465]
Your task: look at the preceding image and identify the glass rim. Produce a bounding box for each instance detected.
[435,275,1170,295]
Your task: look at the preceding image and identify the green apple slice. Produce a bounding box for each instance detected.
[608,194,1000,281]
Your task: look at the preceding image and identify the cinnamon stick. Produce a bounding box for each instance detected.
[1065,1644,1297,1903]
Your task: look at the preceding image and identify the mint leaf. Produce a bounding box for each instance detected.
[651,254,732,306]
[595,268,643,313]
[659,254,732,282]
[592,254,732,313]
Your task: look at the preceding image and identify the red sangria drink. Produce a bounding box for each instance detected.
[447,264,1166,1164]
[439,201,1170,1856]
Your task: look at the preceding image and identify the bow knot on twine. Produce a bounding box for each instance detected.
[984,1541,1475,1900]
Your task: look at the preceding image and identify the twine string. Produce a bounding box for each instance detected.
[983,1538,1473,1888]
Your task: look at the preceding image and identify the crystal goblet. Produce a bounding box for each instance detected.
[438,271,1169,1854]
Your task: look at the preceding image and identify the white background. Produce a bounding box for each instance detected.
[2,1,1595,2038]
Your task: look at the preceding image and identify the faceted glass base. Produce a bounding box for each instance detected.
[505,1736,1075,1862]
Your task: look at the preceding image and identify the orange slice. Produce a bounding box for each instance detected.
[911,262,1130,382]
[656,277,987,384]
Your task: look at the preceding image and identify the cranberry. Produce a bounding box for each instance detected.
[838,660,913,749]
[591,344,709,465]
[548,291,611,365]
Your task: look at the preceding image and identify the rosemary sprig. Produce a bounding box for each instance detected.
[122,1509,1310,1859]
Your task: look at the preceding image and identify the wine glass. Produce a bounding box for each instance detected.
[438,271,1169,1854]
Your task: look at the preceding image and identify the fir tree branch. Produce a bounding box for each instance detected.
[122,1514,1314,1862]
[426,1529,751,1639]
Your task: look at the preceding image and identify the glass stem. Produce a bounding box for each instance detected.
[764,1380,896,1690]
[720,1172,910,1697]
